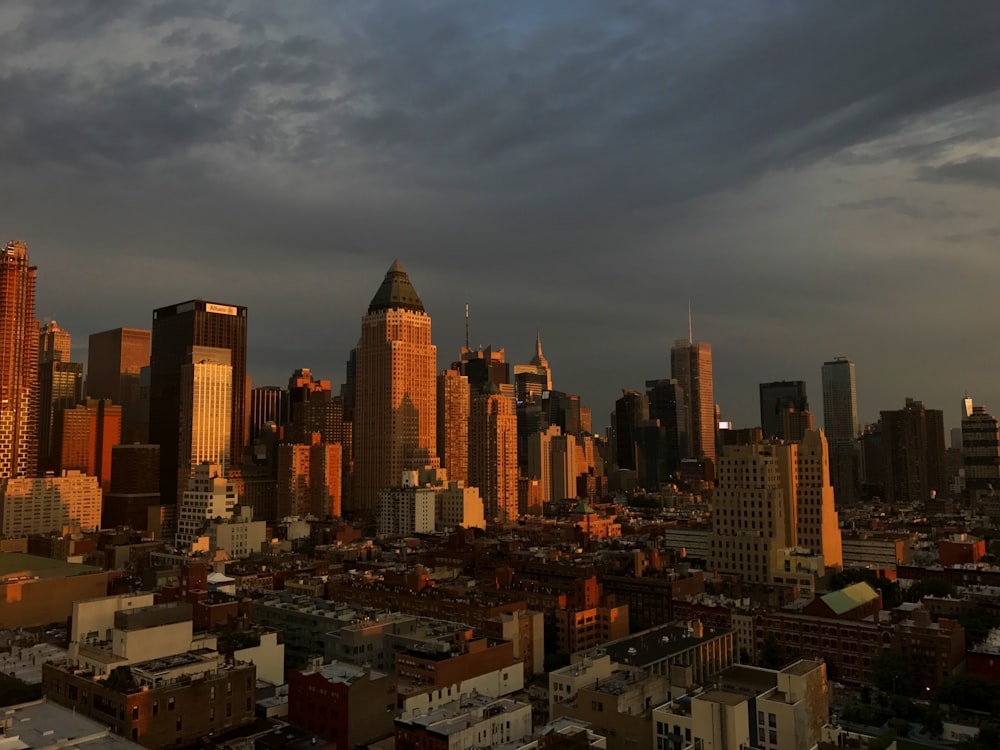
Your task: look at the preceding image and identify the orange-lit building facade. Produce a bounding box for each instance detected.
[469,389,518,521]
[87,327,151,444]
[0,241,38,479]
[353,261,438,517]
[437,367,469,485]
[53,398,121,490]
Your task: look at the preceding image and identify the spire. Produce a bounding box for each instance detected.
[367,259,426,314]
[530,330,548,369]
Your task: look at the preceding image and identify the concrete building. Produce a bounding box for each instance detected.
[840,533,911,569]
[0,471,102,536]
[288,661,397,748]
[176,462,237,548]
[881,398,946,505]
[710,431,841,584]
[277,439,343,518]
[149,299,247,509]
[201,504,266,559]
[0,241,38,479]
[395,695,532,750]
[671,336,715,464]
[0,553,109,628]
[87,327,151,444]
[484,609,545,676]
[378,468,485,538]
[469,388,519,521]
[436,478,487,532]
[353,261,438,518]
[759,380,808,441]
[52,398,121,490]
[962,402,1000,491]
[527,424,561,505]
[438,367,470,485]
[652,659,829,750]
[0,698,146,750]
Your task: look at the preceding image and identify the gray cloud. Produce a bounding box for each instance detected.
[917,156,1000,188]
[2,1,1000,431]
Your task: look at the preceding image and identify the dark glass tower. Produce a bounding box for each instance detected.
[149,300,247,504]
[759,380,808,440]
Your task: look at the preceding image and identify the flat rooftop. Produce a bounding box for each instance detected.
[782,659,823,677]
[0,552,102,582]
[603,622,728,667]
[0,698,144,749]
[700,688,749,707]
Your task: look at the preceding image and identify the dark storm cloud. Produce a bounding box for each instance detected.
[917,156,1000,189]
[3,0,1000,430]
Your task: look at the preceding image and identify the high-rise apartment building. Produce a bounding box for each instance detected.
[176,462,237,550]
[87,327,151,443]
[881,398,947,505]
[759,380,808,440]
[38,359,83,469]
[961,401,1000,492]
[710,430,842,582]
[469,389,518,520]
[437,367,470,485]
[52,398,121,489]
[671,337,715,464]
[0,471,102,536]
[353,261,438,518]
[277,438,343,518]
[527,424,561,504]
[0,241,39,478]
[149,300,247,506]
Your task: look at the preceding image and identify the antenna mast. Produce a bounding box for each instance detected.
[465,303,470,350]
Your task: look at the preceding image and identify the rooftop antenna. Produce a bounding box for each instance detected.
[465,303,470,351]
[688,301,693,345]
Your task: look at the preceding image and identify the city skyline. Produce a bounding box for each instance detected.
[4,3,1000,432]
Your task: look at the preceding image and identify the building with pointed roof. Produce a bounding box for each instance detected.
[353,261,438,518]
[514,332,552,403]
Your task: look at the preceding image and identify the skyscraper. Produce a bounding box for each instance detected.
[513,332,552,402]
[961,401,1000,492]
[671,334,715,464]
[821,358,858,443]
[437,367,470,485]
[469,388,518,520]
[149,300,247,505]
[881,398,946,505]
[87,327,151,443]
[822,357,859,504]
[759,380,808,440]
[178,346,233,500]
[353,261,438,517]
[39,321,71,365]
[0,241,38,479]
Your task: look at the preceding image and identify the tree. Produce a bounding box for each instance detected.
[871,648,915,696]
[760,635,783,669]
[924,703,944,739]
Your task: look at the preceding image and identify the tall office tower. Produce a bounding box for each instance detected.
[176,346,232,505]
[437,368,470,484]
[881,398,947,505]
[550,433,578,501]
[821,358,858,441]
[353,261,438,517]
[457,345,511,396]
[710,443,789,583]
[759,380,808,440]
[37,360,83,469]
[513,332,552,402]
[527,424,561,504]
[543,390,582,437]
[782,407,815,442]
[613,389,647,471]
[287,369,344,444]
[176,462,237,548]
[150,300,247,506]
[0,241,39,479]
[821,357,859,504]
[88,327,151,444]
[469,388,518,520]
[645,378,688,480]
[102,443,160,530]
[709,430,842,581]
[52,398,121,490]
[961,402,1000,492]
[789,430,842,567]
[249,385,287,443]
[277,438,343,518]
[39,321,71,365]
[671,337,715,463]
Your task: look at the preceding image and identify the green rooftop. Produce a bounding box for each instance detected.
[820,581,879,615]
[367,259,426,314]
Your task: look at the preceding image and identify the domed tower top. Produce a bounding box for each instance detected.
[367,259,426,314]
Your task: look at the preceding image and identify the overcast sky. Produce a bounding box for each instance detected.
[4,1,1000,434]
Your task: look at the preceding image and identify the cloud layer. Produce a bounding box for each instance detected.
[3,1,1000,431]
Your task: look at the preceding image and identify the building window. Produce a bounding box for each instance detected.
[153,700,158,716]
[168,697,175,711]
[132,706,139,720]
